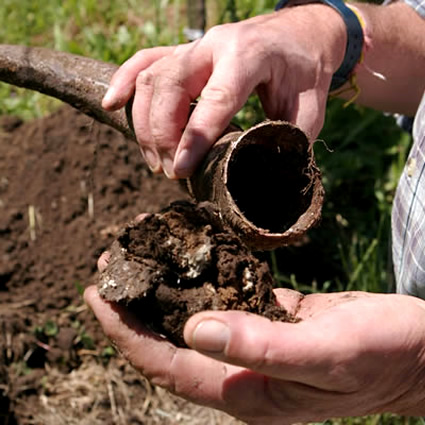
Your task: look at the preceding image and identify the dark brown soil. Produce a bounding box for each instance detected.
[1,106,244,424]
[98,201,295,347]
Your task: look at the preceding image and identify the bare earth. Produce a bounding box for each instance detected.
[0,106,242,424]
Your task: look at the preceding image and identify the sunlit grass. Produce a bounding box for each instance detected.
[0,0,186,118]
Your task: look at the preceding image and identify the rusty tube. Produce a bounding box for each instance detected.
[0,44,324,250]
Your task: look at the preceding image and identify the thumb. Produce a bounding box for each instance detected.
[184,310,353,391]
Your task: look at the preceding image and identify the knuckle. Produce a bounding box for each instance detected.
[136,69,155,87]
[201,85,237,109]
[148,347,179,393]
[173,41,196,55]
[153,58,191,90]
[203,22,254,54]
[150,128,171,146]
[156,72,184,90]
[203,23,232,41]
[150,373,176,393]
[136,62,187,93]
[234,23,259,50]
[149,123,177,150]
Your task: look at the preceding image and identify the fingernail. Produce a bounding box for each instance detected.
[161,154,176,179]
[192,320,230,353]
[102,87,117,109]
[141,148,160,172]
[174,148,192,176]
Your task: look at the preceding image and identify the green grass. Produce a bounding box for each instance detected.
[0,1,421,424]
[312,99,411,293]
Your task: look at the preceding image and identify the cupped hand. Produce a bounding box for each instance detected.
[102,5,347,179]
[85,254,425,424]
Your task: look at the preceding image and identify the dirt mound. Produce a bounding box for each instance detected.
[0,106,239,424]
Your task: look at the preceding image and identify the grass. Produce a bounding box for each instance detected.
[311,99,410,293]
[0,1,421,424]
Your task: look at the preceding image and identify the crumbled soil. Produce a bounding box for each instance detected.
[0,105,241,424]
[99,201,295,347]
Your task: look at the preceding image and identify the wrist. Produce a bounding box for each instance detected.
[276,1,362,90]
[289,4,348,75]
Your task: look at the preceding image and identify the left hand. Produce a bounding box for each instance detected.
[85,254,425,424]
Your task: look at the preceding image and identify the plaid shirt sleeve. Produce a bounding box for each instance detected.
[388,0,425,298]
[383,0,425,17]
[392,93,425,299]
[403,0,425,16]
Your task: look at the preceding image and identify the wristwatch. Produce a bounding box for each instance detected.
[275,0,364,91]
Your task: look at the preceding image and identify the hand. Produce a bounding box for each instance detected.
[102,5,346,179]
[85,255,425,424]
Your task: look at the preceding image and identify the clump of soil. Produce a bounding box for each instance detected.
[98,201,296,347]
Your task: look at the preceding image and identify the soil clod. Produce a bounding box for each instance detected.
[98,201,296,347]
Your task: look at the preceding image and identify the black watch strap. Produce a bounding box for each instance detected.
[275,0,364,91]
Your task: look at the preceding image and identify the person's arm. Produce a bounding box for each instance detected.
[337,1,425,116]
[102,2,424,179]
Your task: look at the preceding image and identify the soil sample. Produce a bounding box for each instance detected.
[98,201,296,347]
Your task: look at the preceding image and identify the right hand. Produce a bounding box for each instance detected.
[85,274,425,424]
[102,5,346,179]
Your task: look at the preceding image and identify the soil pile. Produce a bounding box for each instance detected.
[0,106,239,424]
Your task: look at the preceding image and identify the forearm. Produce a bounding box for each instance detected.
[340,2,425,115]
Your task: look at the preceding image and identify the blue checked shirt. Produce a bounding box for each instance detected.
[392,93,425,298]
[404,0,425,15]
[388,0,425,298]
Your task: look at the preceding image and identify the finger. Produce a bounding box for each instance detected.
[173,56,259,178]
[133,43,205,175]
[184,310,357,391]
[147,43,210,179]
[97,251,111,272]
[292,87,329,141]
[132,68,161,173]
[102,46,177,110]
[150,75,194,179]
